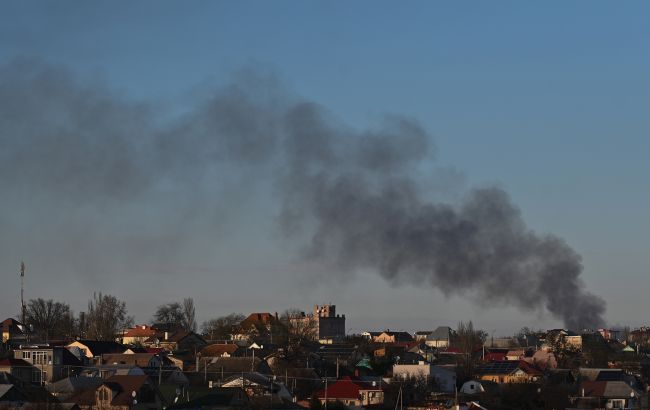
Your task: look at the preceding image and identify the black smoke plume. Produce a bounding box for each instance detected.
[0,60,605,329]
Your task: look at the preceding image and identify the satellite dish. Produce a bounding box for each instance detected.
[131,391,136,398]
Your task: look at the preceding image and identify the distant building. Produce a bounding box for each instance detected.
[425,326,454,348]
[13,345,82,384]
[290,304,345,343]
[372,331,413,344]
[315,376,384,407]
[122,325,158,345]
[1,318,29,346]
[393,362,456,393]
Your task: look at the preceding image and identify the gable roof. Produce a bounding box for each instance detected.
[427,326,453,341]
[239,313,281,329]
[200,343,240,357]
[1,318,25,332]
[315,376,383,399]
[68,340,125,357]
[101,353,157,366]
[475,360,542,376]
[123,325,158,338]
[377,331,414,342]
[46,377,103,398]
[67,375,152,406]
[580,380,640,398]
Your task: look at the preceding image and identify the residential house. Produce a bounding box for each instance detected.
[529,350,557,369]
[288,305,346,343]
[64,375,165,409]
[425,326,454,348]
[13,345,82,384]
[0,372,56,407]
[573,380,645,409]
[46,376,103,401]
[392,362,456,393]
[414,331,433,341]
[315,376,384,407]
[474,360,543,384]
[189,357,272,387]
[221,372,292,402]
[630,327,650,346]
[360,331,382,341]
[101,353,165,368]
[317,343,363,366]
[545,329,583,350]
[66,340,126,362]
[0,358,34,384]
[373,331,414,344]
[122,325,158,345]
[82,364,146,379]
[1,318,28,346]
[144,330,207,352]
[232,313,284,342]
[200,344,242,358]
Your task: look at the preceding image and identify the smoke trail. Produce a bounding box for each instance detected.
[0,60,605,329]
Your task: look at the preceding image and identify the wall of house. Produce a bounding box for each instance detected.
[431,366,456,393]
[393,363,432,379]
[317,316,345,340]
[479,373,536,384]
[425,339,449,348]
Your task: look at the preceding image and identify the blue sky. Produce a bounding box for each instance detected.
[1,1,649,335]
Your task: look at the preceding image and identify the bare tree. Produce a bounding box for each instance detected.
[154,298,197,332]
[153,302,183,329]
[86,292,132,341]
[281,308,318,344]
[201,313,245,341]
[182,298,197,332]
[454,321,487,382]
[24,298,72,342]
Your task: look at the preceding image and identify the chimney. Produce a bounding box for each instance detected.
[165,331,168,341]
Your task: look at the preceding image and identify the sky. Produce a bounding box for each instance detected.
[0,1,649,336]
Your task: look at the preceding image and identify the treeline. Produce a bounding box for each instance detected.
[21,293,133,342]
[18,295,313,343]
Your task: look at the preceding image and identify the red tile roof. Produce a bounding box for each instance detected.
[483,352,506,361]
[124,325,158,338]
[239,313,280,329]
[315,377,383,400]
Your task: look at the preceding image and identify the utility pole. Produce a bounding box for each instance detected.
[324,373,328,410]
[20,261,26,325]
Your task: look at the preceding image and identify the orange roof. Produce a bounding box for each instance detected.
[124,325,158,337]
[239,313,280,329]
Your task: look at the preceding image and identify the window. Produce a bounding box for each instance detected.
[611,400,624,409]
[33,351,49,365]
[32,370,45,383]
[22,351,31,360]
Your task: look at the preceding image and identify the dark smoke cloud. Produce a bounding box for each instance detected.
[0,59,605,329]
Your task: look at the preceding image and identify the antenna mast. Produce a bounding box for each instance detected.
[20,261,26,325]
